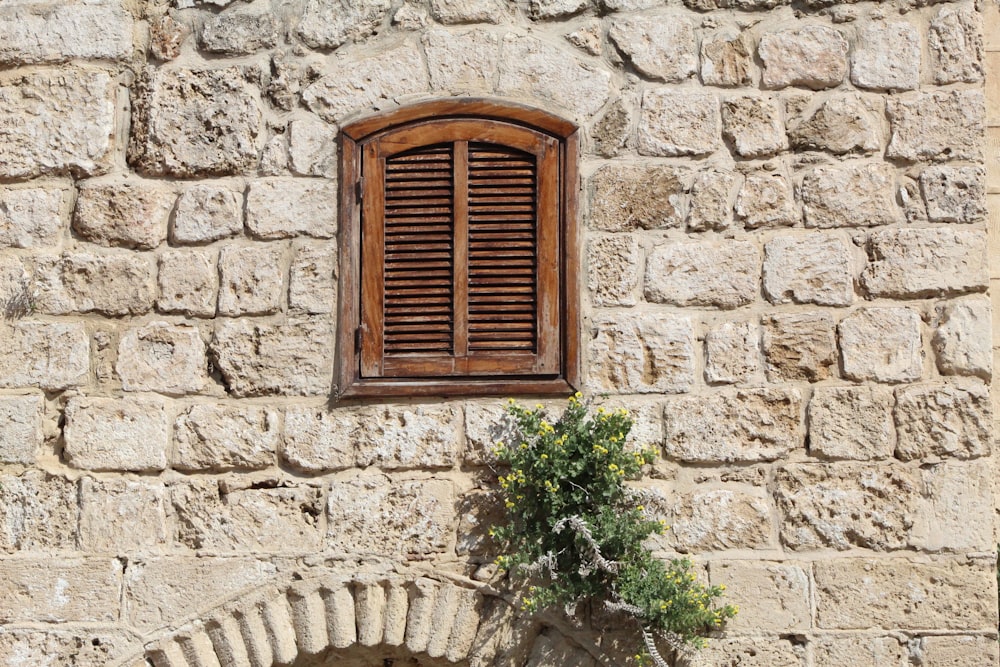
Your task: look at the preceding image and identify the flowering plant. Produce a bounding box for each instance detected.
[490,395,737,664]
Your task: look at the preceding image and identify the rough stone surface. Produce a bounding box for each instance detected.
[297,0,391,49]
[63,396,170,472]
[678,637,804,667]
[913,634,999,665]
[913,460,993,552]
[116,321,207,394]
[210,317,334,397]
[218,244,284,316]
[590,97,630,157]
[861,228,988,299]
[288,119,337,178]
[34,252,155,316]
[808,386,895,460]
[638,89,720,156]
[0,471,77,552]
[429,0,505,24]
[150,14,187,61]
[0,558,122,623]
[0,628,134,667]
[171,186,243,244]
[463,401,507,465]
[787,94,881,155]
[763,234,853,306]
[721,95,786,158]
[0,68,115,179]
[0,395,42,465]
[0,321,89,391]
[246,179,337,239]
[0,2,133,65]
[800,163,900,228]
[894,382,991,461]
[810,635,907,667]
[664,487,773,552]
[708,561,810,632]
[933,297,991,380]
[289,241,337,314]
[157,249,219,318]
[530,0,589,19]
[354,405,461,469]
[758,25,848,89]
[587,235,640,306]
[644,240,758,309]
[886,90,984,162]
[851,21,920,91]
[174,404,279,471]
[839,308,922,383]
[588,164,685,231]
[919,165,987,223]
[0,187,68,249]
[704,320,762,385]
[282,405,357,472]
[663,388,802,462]
[200,11,278,54]
[608,15,697,82]
[424,28,499,93]
[130,67,263,177]
[701,27,754,87]
[587,313,694,394]
[735,173,796,229]
[79,477,168,552]
[929,5,984,84]
[687,170,737,231]
[762,312,836,382]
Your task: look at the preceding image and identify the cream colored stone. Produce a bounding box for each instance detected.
[289,241,337,314]
[787,94,881,155]
[861,228,988,299]
[913,460,993,552]
[149,14,187,61]
[919,165,987,223]
[933,297,992,380]
[721,95,786,158]
[590,98,630,158]
[354,405,461,469]
[687,170,737,231]
[0,187,68,248]
[564,20,602,56]
[246,179,337,240]
[808,386,895,460]
[288,119,337,179]
[913,634,999,666]
[800,163,900,228]
[764,234,853,306]
[735,173,796,229]
[174,404,279,471]
[79,477,168,552]
[281,405,357,472]
[701,27,754,87]
[886,90,984,162]
[894,382,991,461]
[0,1,132,64]
[839,308,922,383]
[678,637,804,667]
[929,4,984,84]
[588,164,686,231]
[0,394,42,464]
[587,313,694,394]
[172,186,243,244]
[608,15,697,82]
[645,240,758,308]
[298,0,390,49]
[531,0,588,18]
[762,312,836,382]
[0,321,89,391]
[423,29,499,93]
[34,251,155,316]
[157,248,219,318]
[705,320,762,385]
[637,89,720,156]
[851,21,920,91]
[759,25,848,89]
[462,401,507,465]
[666,487,773,552]
[218,244,284,316]
[429,0,504,24]
[64,396,170,472]
[200,11,278,55]
[708,561,810,632]
[587,235,640,307]
[0,629,134,667]
[0,470,77,551]
[117,321,208,394]
[0,558,122,623]
[810,635,907,667]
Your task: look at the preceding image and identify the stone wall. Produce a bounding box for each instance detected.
[0,0,997,665]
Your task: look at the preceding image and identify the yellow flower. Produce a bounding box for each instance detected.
[540,453,548,460]
[636,505,644,512]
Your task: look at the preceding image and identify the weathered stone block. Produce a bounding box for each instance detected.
[851,21,920,91]
[281,405,357,472]
[288,119,337,179]
[810,634,907,667]
[861,228,988,299]
[663,388,801,462]
[117,322,208,394]
[894,382,991,461]
[838,308,922,383]
[933,297,992,380]
[429,0,504,24]
[0,394,43,464]
[677,637,804,667]
[0,558,122,623]
[246,179,337,240]
[587,235,640,307]
[289,241,337,315]
[200,11,278,55]
[297,0,390,49]
[530,0,588,19]
[588,164,686,231]
[800,163,900,228]
[130,67,263,177]
[705,320,762,385]
[664,487,773,552]
[354,405,461,469]
[79,477,168,552]
[172,186,243,244]
[644,240,758,309]
[708,561,810,632]
[587,313,694,394]
[608,15,697,82]
[157,248,219,318]
[913,460,993,552]
[149,13,187,61]
[0,470,77,551]
[764,234,853,306]
[913,635,999,665]
[174,404,279,471]
[721,95,786,158]
[462,401,507,465]
[759,25,848,89]
[218,244,284,316]
[886,90,984,162]
[762,312,836,382]
[34,252,155,316]
[929,4,983,84]
[589,97,630,158]
[687,170,737,231]
[919,165,987,223]
[735,173,796,229]
[64,396,170,472]
[73,180,173,250]
[787,94,881,155]
[210,317,334,397]
[0,187,68,248]
[0,321,89,390]
[701,27,754,87]
[0,2,133,65]
[0,628,134,667]
[456,490,502,557]
[638,89,720,156]
[0,68,115,178]
[423,28,499,93]
[808,386,895,460]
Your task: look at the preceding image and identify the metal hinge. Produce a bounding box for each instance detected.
[355,327,362,353]
[356,178,364,201]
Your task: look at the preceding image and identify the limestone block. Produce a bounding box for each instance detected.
[810,635,907,667]
[64,396,170,472]
[288,119,337,178]
[762,312,836,382]
[677,637,804,667]
[687,170,737,231]
[79,477,168,552]
[735,173,795,229]
[34,251,155,316]
[929,5,984,84]
[602,0,661,10]
[701,27,754,87]
[0,558,122,623]
[124,556,277,631]
[456,491,501,557]
[353,405,461,469]
[302,44,429,123]
[423,29,499,94]
[708,561,810,632]
[589,98,630,158]
[149,14,187,61]
[497,34,611,119]
[210,316,334,396]
[430,0,504,24]
[775,463,920,551]
[759,25,848,89]
[0,321,89,390]
[665,487,773,552]
[157,248,219,318]
[462,401,507,465]
[894,382,991,461]
[608,15,697,82]
[721,95,786,158]
[200,11,278,54]
[815,558,997,631]
[0,68,115,179]
[705,320,762,385]
[218,244,284,316]
[281,405,357,472]
[919,165,987,223]
[298,0,390,49]
[327,472,455,557]
[74,181,173,250]
[0,187,68,248]
[913,460,993,552]
[588,164,686,231]
[886,90,984,162]
[933,297,992,380]
[764,234,853,306]
[637,89,720,156]
[800,163,900,228]
[644,240,758,308]
[838,308,922,383]
[174,404,279,471]
[130,67,263,177]
[171,480,323,552]
[0,629,135,667]
[861,228,988,299]
[171,186,243,244]
[586,313,694,394]
[246,179,337,240]
[787,94,881,155]
[0,394,42,464]
[663,387,802,462]
[530,0,589,19]
[808,386,895,460]
[0,471,77,552]
[587,235,640,307]
[289,241,337,314]
[0,2,132,65]
[117,321,208,394]
[913,635,999,665]
[851,21,920,91]
[0,255,27,311]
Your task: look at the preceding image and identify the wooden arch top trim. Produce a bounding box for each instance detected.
[342,98,579,141]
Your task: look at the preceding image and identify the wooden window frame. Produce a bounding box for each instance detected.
[336,99,580,399]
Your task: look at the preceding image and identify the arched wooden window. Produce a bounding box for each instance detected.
[336,100,580,398]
